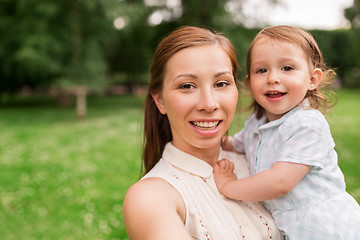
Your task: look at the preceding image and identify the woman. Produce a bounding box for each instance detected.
[123,26,282,240]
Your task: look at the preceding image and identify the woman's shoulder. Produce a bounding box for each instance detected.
[125,157,184,207]
[123,177,188,239]
[124,177,181,206]
[124,157,186,216]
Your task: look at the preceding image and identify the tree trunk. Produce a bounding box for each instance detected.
[73,86,87,120]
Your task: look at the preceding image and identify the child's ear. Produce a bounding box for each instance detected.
[151,93,167,114]
[309,68,322,90]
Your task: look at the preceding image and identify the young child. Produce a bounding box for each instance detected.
[214,25,360,239]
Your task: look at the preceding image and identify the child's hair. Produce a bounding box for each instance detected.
[245,25,337,119]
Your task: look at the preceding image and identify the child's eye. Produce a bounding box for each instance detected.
[179,83,195,89]
[256,68,267,74]
[214,81,230,88]
[282,65,294,71]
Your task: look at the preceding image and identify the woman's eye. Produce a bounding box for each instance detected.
[256,68,267,74]
[214,81,230,88]
[179,83,195,89]
[282,65,294,71]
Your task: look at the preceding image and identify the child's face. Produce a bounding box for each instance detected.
[248,37,319,121]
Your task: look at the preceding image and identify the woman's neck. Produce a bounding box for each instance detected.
[194,148,220,166]
[173,142,221,166]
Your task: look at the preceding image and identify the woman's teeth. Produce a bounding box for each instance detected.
[191,121,220,130]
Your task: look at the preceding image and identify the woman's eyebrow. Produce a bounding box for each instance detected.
[173,73,197,81]
[172,71,231,81]
[215,71,232,77]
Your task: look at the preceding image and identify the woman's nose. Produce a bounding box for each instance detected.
[197,88,219,112]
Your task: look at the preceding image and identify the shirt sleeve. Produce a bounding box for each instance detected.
[232,114,258,153]
[232,129,245,153]
[276,111,333,168]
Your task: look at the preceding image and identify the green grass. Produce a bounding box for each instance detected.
[0,95,144,240]
[0,89,359,239]
[327,89,360,199]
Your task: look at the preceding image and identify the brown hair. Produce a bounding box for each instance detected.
[143,26,240,174]
[245,25,336,119]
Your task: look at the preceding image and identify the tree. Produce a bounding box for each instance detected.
[344,0,360,87]
[0,0,64,93]
[0,0,115,117]
[55,0,112,118]
[106,1,153,93]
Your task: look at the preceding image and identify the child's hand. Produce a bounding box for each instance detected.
[213,158,237,194]
[221,136,236,152]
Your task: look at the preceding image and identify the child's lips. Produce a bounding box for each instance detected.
[265,91,287,98]
[265,91,287,102]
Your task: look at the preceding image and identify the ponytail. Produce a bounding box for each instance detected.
[142,93,172,174]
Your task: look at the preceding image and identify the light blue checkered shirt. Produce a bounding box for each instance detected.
[233,105,360,239]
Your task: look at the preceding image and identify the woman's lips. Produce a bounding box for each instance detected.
[190,120,223,137]
[190,121,220,130]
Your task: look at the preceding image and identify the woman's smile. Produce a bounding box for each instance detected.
[190,120,223,137]
[190,120,221,130]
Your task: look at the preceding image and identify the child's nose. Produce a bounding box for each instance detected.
[267,71,280,84]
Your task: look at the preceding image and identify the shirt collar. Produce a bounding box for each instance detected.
[162,142,223,179]
[258,98,311,130]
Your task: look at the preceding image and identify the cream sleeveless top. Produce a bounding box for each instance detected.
[143,143,282,240]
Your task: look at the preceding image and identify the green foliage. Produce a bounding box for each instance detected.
[2,0,360,92]
[0,0,63,90]
[180,0,228,27]
[344,0,360,28]
[0,0,114,92]
[307,29,360,87]
[342,0,360,87]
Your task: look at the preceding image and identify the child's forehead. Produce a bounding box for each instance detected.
[251,36,312,64]
[256,35,299,46]
[253,36,303,51]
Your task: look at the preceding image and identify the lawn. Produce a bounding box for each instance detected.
[0,95,144,240]
[0,89,359,239]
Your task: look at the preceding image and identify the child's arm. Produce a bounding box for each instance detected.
[213,159,311,201]
[221,136,243,152]
[221,136,236,152]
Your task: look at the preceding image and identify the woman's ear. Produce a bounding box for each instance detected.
[309,68,322,90]
[151,93,167,114]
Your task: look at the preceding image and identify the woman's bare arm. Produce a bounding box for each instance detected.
[123,177,192,240]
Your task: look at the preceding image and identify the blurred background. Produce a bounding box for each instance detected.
[1,0,360,239]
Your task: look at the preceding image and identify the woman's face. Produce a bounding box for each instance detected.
[152,45,238,159]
